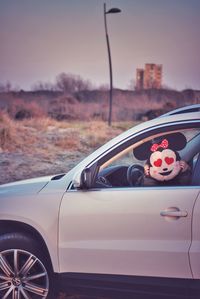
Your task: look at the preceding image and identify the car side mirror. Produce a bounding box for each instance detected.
[72,168,93,189]
[81,168,93,189]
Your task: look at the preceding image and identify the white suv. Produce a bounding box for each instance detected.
[0,104,200,299]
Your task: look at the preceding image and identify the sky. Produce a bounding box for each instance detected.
[0,0,200,91]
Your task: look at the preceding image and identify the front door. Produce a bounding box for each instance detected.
[59,186,197,279]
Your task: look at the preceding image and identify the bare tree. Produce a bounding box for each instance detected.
[56,73,92,94]
[31,81,56,92]
[0,81,12,92]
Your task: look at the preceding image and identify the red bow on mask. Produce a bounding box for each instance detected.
[150,139,169,152]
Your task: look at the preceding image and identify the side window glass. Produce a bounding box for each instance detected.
[94,128,200,188]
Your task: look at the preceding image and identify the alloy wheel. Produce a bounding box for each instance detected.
[0,249,49,299]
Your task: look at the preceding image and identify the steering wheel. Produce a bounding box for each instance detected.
[96,176,112,188]
[127,164,144,187]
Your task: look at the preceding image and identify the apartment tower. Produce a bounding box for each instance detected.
[136,64,162,90]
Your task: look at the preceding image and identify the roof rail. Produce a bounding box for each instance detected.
[160,104,200,117]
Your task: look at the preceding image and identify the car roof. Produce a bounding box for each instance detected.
[160,104,200,117]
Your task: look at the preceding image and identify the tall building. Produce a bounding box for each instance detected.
[135,64,162,90]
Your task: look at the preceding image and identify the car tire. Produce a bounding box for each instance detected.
[0,232,57,299]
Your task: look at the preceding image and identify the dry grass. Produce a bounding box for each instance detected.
[0,112,38,152]
[0,112,15,150]
[0,113,135,154]
[0,112,136,184]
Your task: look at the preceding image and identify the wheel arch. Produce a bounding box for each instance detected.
[0,220,54,272]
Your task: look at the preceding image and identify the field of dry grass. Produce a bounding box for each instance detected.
[0,112,135,184]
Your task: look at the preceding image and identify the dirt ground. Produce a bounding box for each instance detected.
[0,150,83,185]
[0,117,132,185]
[0,121,88,184]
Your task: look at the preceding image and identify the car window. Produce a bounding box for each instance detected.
[95,128,200,189]
[183,128,200,141]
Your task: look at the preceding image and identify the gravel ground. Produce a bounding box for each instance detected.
[0,151,84,185]
[0,124,91,185]
[0,119,127,185]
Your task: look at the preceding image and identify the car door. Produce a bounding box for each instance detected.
[59,186,197,279]
[59,126,200,280]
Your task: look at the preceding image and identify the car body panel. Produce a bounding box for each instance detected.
[0,189,64,272]
[0,176,51,195]
[59,187,198,279]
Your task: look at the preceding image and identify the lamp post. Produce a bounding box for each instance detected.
[104,3,121,126]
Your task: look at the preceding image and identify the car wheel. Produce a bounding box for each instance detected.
[0,232,56,299]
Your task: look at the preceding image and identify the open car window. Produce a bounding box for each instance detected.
[94,128,200,189]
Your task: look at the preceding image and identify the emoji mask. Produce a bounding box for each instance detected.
[133,133,187,182]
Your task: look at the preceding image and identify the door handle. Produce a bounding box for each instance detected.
[160,207,188,218]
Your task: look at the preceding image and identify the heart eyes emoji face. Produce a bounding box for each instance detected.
[150,149,176,173]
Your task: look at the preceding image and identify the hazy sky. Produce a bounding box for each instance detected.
[0,0,200,90]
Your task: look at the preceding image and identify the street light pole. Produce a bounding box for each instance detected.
[103,3,121,126]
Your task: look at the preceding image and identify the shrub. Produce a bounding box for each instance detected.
[6,99,45,120]
[0,112,16,150]
[15,109,32,120]
[0,111,37,152]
